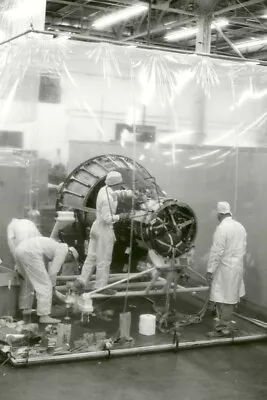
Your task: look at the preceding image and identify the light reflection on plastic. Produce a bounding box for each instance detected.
[162,149,183,155]
[165,161,179,166]
[238,111,267,137]
[206,160,225,168]
[137,54,193,107]
[86,43,121,86]
[230,87,267,109]
[218,149,234,159]
[205,126,241,146]
[3,0,40,19]
[157,131,192,144]
[189,149,220,161]
[184,162,205,169]
[193,58,220,97]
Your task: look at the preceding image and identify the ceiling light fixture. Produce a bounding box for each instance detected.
[234,37,267,49]
[92,3,148,30]
[165,18,228,41]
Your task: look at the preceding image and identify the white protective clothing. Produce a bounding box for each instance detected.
[207,216,247,304]
[217,201,232,216]
[7,218,42,311]
[79,185,132,289]
[15,237,68,316]
[105,171,123,186]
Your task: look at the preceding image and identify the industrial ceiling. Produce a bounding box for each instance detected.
[45,0,267,60]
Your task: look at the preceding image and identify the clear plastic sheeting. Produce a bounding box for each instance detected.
[0,0,46,42]
[0,31,267,365]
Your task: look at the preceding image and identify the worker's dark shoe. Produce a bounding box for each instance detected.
[206,330,231,338]
[99,288,117,296]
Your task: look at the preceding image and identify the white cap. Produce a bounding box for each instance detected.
[105,171,122,186]
[68,247,79,261]
[217,201,232,215]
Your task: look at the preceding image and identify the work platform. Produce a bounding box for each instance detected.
[1,291,266,367]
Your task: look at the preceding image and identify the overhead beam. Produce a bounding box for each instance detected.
[230,18,267,31]
[57,0,95,16]
[214,0,265,16]
[47,0,116,13]
[122,18,196,41]
[47,0,195,16]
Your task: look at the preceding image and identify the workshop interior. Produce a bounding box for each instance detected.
[0,0,267,367]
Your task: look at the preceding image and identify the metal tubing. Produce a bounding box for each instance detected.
[90,285,209,299]
[88,267,156,295]
[56,273,138,282]
[233,312,267,329]
[56,280,166,292]
[214,0,265,16]
[8,333,267,367]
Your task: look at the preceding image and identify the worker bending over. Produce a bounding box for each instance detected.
[206,201,247,337]
[73,171,133,295]
[15,236,79,324]
[7,217,42,315]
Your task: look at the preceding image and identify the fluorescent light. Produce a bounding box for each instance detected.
[165,18,228,41]
[165,27,198,41]
[235,37,267,49]
[211,18,229,29]
[92,3,148,30]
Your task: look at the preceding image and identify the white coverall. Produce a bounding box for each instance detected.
[14,237,68,316]
[207,216,246,304]
[78,186,131,289]
[7,218,42,311]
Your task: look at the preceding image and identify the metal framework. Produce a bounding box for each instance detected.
[45,0,267,59]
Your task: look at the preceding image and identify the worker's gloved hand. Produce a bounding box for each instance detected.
[119,212,131,221]
[71,279,85,294]
[205,272,213,284]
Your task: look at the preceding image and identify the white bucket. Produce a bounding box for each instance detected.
[139,314,156,336]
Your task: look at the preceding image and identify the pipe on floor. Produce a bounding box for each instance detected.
[7,333,267,366]
[56,274,138,282]
[56,286,209,299]
[56,280,167,292]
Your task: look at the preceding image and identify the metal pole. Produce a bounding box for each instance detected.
[8,332,267,366]
[214,24,245,59]
[85,286,209,299]
[56,273,138,282]
[88,267,156,295]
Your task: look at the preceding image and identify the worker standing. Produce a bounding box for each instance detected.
[7,217,42,316]
[15,236,79,324]
[206,201,247,337]
[73,171,133,295]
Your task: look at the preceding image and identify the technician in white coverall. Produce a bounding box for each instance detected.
[73,171,133,295]
[15,236,79,324]
[206,201,247,337]
[7,218,42,315]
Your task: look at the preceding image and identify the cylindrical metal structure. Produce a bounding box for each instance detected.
[56,154,197,259]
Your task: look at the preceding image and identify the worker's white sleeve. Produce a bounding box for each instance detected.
[48,246,68,286]
[100,201,120,224]
[207,227,226,274]
[243,233,247,257]
[7,225,16,256]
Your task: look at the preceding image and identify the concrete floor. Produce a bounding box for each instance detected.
[0,343,266,400]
